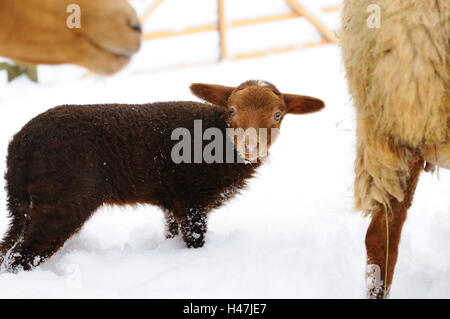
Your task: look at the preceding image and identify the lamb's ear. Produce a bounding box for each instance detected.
[283,94,325,114]
[190,83,234,107]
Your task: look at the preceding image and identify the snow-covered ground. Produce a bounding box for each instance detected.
[0,0,448,299]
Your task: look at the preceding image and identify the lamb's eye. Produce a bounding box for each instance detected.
[274,112,282,121]
[229,108,236,116]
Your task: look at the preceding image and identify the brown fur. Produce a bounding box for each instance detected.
[0,80,324,271]
[340,0,449,298]
[0,0,141,74]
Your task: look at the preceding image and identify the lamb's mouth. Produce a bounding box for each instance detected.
[241,149,267,161]
[236,144,270,161]
[244,152,257,159]
[234,146,256,161]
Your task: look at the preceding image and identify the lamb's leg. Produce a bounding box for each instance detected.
[0,214,28,256]
[0,214,29,268]
[365,156,423,299]
[2,204,95,272]
[163,210,179,239]
[181,208,208,248]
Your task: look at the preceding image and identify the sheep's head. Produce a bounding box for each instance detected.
[0,0,142,75]
[190,80,325,161]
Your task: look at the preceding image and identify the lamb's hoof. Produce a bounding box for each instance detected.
[184,233,205,248]
[0,250,39,273]
[186,241,205,249]
[0,257,25,274]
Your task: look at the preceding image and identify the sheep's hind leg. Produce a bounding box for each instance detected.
[181,208,208,248]
[365,155,423,299]
[3,204,95,272]
[163,210,179,239]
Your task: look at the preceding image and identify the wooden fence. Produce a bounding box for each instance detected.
[140,0,340,60]
[85,0,341,77]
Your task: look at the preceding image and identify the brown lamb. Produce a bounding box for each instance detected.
[0,80,324,271]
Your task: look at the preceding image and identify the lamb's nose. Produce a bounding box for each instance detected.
[130,22,142,33]
[245,143,257,153]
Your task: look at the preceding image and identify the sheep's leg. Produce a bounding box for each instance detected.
[2,205,95,272]
[181,208,208,248]
[163,210,179,239]
[365,156,423,299]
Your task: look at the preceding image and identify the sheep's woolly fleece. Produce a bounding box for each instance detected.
[340,0,450,213]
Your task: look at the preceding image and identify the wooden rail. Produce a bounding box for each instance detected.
[142,2,339,43]
[218,0,227,60]
[142,12,301,41]
[139,0,165,25]
[285,0,337,43]
[232,38,329,61]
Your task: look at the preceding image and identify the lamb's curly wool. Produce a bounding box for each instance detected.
[0,102,259,271]
[340,0,450,213]
[0,80,325,271]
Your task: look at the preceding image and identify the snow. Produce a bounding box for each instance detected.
[0,0,448,299]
